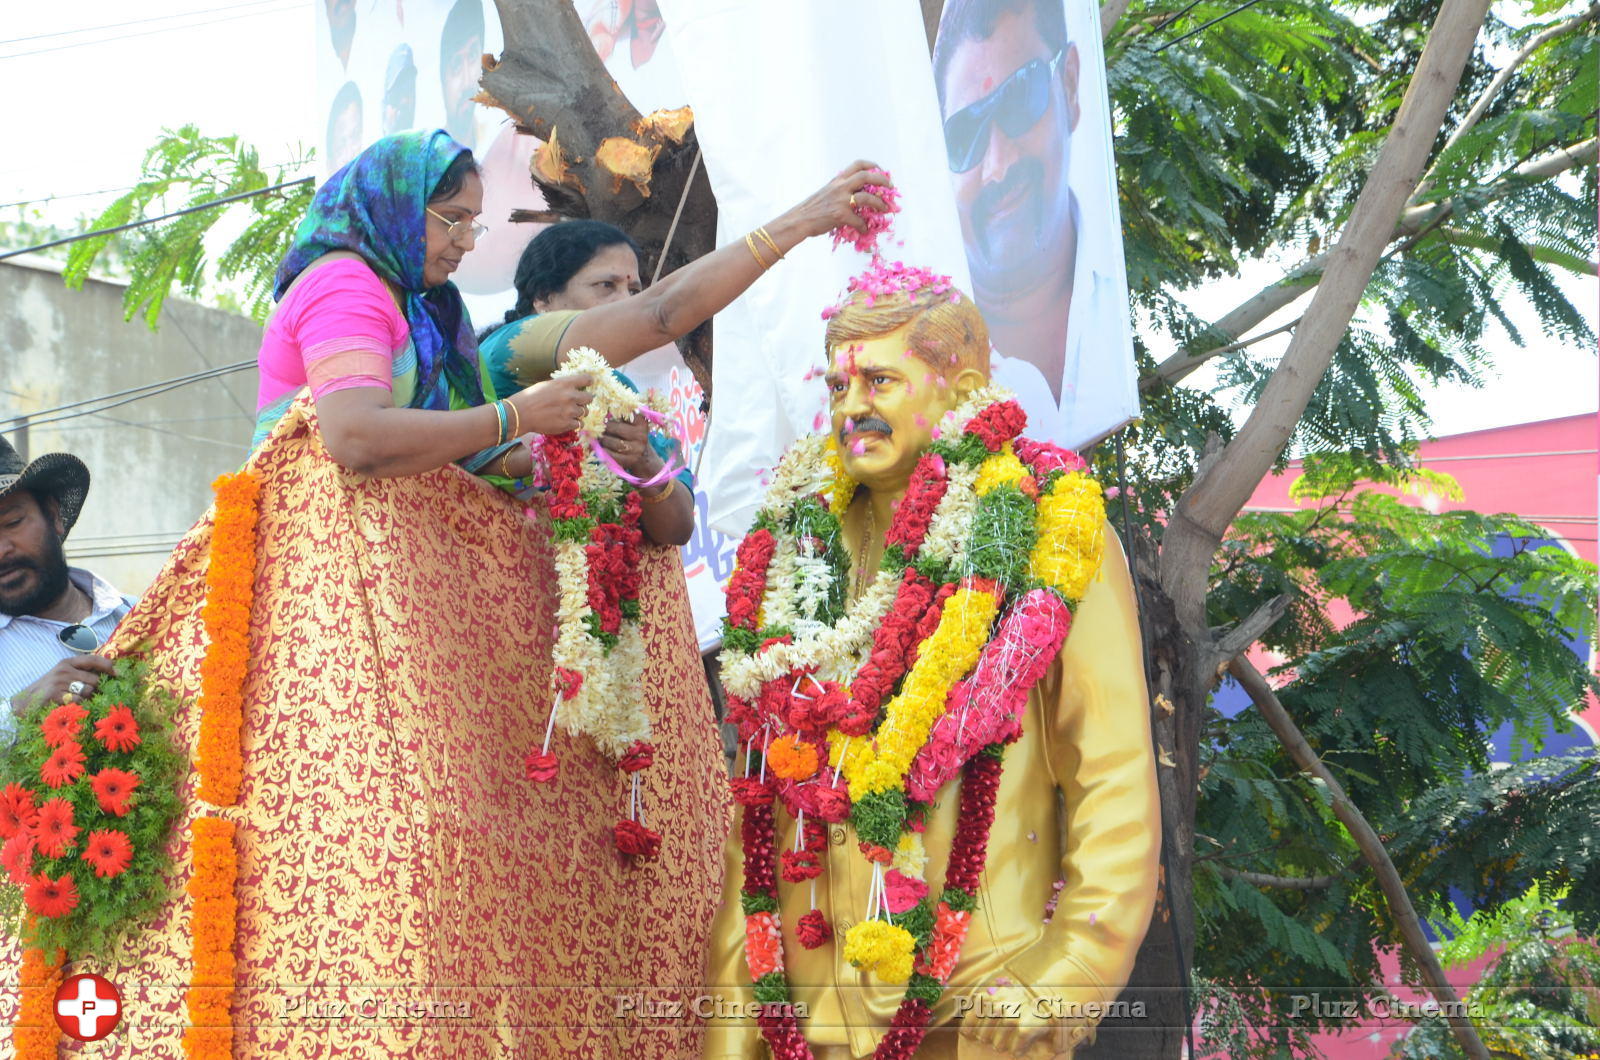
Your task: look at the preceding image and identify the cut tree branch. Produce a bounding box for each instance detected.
[1152,134,1598,388]
[1207,593,1291,679]
[1230,656,1492,1060]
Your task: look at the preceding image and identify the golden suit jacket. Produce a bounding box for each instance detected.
[702,524,1161,1059]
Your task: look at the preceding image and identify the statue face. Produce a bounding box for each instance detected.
[826,324,977,493]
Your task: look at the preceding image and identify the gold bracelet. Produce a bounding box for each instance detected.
[497,446,517,479]
[505,398,521,440]
[640,478,677,505]
[744,233,772,271]
[755,226,783,262]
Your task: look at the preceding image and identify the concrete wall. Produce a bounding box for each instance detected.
[0,256,262,597]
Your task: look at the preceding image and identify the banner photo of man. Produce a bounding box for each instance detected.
[934,0,1136,448]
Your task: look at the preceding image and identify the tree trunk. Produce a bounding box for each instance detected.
[1080,539,1202,1060]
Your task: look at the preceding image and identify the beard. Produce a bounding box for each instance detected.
[0,532,70,617]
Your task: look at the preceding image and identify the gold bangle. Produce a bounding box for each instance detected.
[498,446,517,479]
[640,478,677,505]
[755,226,783,262]
[506,398,521,440]
[744,233,772,271]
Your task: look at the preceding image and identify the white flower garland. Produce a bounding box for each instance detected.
[720,385,1021,700]
[544,347,662,758]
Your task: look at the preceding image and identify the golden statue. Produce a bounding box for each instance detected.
[703,263,1159,1059]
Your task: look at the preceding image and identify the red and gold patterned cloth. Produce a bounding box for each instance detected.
[3,400,731,1058]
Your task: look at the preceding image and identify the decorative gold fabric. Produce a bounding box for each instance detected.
[0,399,731,1058]
[701,526,1160,1060]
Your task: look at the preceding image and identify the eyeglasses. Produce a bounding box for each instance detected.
[426,206,488,243]
[943,50,1064,174]
[57,623,101,654]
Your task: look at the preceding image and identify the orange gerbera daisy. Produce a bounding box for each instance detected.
[90,768,140,817]
[24,872,78,918]
[94,704,141,753]
[40,701,88,747]
[34,798,77,858]
[81,830,133,879]
[0,782,38,839]
[40,740,86,789]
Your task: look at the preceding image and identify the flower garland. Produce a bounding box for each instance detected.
[14,942,64,1059]
[184,469,261,1059]
[195,470,259,807]
[0,659,187,1054]
[182,818,237,1060]
[523,348,674,861]
[720,387,1105,1058]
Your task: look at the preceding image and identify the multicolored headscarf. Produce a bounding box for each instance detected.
[275,129,484,411]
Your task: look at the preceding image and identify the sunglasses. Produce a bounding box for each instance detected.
[57,623,102,654]
[426,206,488,244]
[943,50,1064,174]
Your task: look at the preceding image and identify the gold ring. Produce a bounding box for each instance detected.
[849,192,858,207]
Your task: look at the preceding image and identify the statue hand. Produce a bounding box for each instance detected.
[957,981,1058,1057]
[782,160,895,238]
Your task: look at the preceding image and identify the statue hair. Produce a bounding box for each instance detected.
[823,285,990,379]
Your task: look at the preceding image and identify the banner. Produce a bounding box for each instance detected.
[933,0,1137,446]
[660,0,1139,541]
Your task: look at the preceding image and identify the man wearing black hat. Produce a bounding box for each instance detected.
[0,436,134,730]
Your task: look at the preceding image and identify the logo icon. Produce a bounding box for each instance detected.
[53,973,122,1041]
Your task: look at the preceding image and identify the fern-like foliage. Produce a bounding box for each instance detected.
[1392,883,1600,1058]
[1190,450,1597,1056]
[62,125,312,326]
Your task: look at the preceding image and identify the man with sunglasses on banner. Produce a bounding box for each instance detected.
[0,435,133,733]
[935,0,1124,445]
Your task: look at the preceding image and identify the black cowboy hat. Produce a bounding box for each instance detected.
[0,434,89,539]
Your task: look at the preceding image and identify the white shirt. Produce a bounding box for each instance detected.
[987,193,1138,450]
[0,567,135,733]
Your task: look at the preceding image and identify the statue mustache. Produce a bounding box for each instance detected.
[841,417,894,442]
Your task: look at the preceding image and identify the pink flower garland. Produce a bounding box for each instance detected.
[906,589,1074,801]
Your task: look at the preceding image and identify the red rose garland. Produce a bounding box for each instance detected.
[533,427,660,861]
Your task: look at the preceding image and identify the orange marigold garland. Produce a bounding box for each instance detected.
[194,470,259,807]
[182,817,238,1060]
[183,470,260,1059]
[14,943,65,1059]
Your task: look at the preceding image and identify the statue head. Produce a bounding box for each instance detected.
[824,263,990,493]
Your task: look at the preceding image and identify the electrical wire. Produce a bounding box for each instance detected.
[0,0,297,47]
[1155,0,1269,52]
[0,184,143,211]
[0,362,253,433]
[1,1,309,61]
[0,177,312,262]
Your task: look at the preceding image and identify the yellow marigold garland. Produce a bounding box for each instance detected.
[825,444,857,520]
[184,470,258,1059]
[833,584,1002,800]
[14,943,65,1059]
[972,444,1027,496]
[195,471,259,806]
[1029,471,1105,601]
